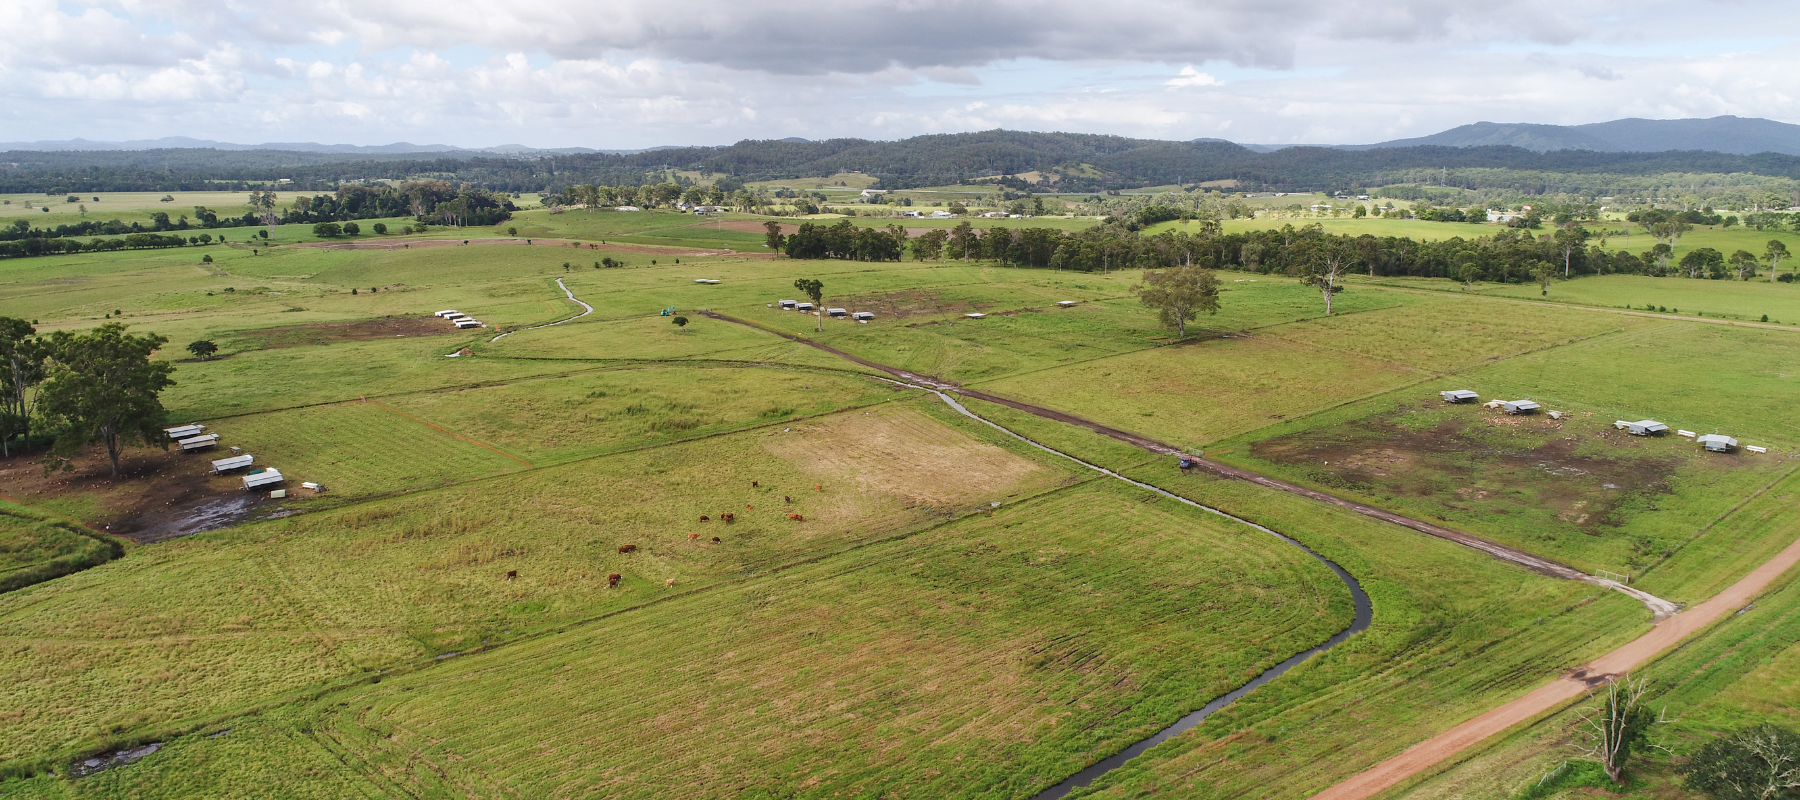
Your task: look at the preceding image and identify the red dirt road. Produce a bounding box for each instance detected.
[1311,533,1800,800]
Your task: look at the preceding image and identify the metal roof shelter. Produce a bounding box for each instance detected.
[442,312,467,320]
[1624,420,1669,436]
[796,302,815,311]
[1697,434,1739,452]
[178,434,219,451]
[165,424,205,439]
[779,299,797,309]
[965,312,986,319]
[826,308,847,317]
[211,454,254,473]
[1500,400,1541,414]
[693,279,721,284]
[1440,390,1479,403]
[1057,300,1078,308]
[852,312,874,320]
[435,310,460,317]
[243,468,285,490]
[454,319,482,328]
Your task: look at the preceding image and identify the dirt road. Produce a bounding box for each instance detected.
[1311,532,1800,800]
[695,310,1669,606]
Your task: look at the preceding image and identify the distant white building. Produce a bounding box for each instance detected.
[1487,210,1522,223]
[929,210,955,219]
[615,206,642,212]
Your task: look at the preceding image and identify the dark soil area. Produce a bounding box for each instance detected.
[829,290,993,320]
[234,315,455,350]
[0,444,266,544]
[1249,412,1682,533]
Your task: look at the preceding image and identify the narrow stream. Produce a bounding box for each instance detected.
[889,381,1375,799]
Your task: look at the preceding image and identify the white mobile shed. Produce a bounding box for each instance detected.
[178,434,219,451]
[211,454,254,473]
[1440,390,1479,403]
[435,310,460,317]
[826,307,847,317]
[455,319,482,328]
[243,468,285,490]
[796,302,815,311]
[165,424,206,440]
[852,311,874,321]
[965,312,986,319]
[442,312,468,321]
[1697,434,1738,452]
[1057,300,1078,308]
[779,299,797,309]
[1625,420,1669,436]
[1500,400,1541,415]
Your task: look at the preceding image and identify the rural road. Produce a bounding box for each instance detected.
[1311,532,1800,800]
[695,309,1678,618]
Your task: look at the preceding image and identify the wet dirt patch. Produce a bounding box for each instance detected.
[1249,410,1682,534]
[232,315,454,350]
[834,290,993,321]
[0,445,263,544]
[71,743,160,777]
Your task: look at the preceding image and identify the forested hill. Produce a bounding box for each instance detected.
[11,129,1800,194]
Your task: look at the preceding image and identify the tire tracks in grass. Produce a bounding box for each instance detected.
[696,309,1676,616]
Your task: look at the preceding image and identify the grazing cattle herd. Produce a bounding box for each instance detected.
[576,479,818,589]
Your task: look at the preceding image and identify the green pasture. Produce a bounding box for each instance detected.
[1449,272,1800,325]
[0,503,120,594]
[0,397,1074,767]
[0,191,261,227]
[281,479,1348,799]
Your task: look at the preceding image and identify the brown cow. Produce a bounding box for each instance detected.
[752,481,758,487]
[688,533,700,540]
[711,536,720,543]
[787,513,804,521]
[505,570,517,581]
[700,515,710,521]
[618,544,637,553]
[607,574,622,587]
[784,496,791,503]
[664,578,676,587]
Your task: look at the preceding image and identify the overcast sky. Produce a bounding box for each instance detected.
[3,0,1797,149]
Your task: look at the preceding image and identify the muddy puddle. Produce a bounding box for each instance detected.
[122,494,264,543]
[71,743,160,777]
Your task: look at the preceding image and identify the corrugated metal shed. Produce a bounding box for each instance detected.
[1697,434,1738,452]
[852,312,874,320]
[826,308,847,317]
[211,454,254,473]
[1500,400,1541,414]
[1440,390,1479,403]
[1057,301,1077,308]
[165,424,205,439]
[178,434,219,451]
[243,468,285,490]
[779,299,797,309]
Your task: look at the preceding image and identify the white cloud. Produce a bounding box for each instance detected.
[2,0,1799,148]
[1167,67,1221,88]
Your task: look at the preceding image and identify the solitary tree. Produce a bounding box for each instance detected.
[186,340,218,361]
[672,316,689,330]
[1766,240,1790,283]
[764,221,786,255]
[1679,723,1800,800]
[1729,250,1761,281]
[1532,261,1556,296]
[1571,674,1669,784]
[1134,265,1220,339]
[1297,240,1354,314]
[249,190,280,235]
[0,318,46,457]
[793,278,825,332]
[36,324,177,476]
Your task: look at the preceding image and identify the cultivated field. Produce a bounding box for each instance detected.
[2,205,1798,800]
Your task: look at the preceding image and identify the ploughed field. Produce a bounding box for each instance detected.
[2,212,1798,799]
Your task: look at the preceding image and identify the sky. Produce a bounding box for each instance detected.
[3,0,1798,149]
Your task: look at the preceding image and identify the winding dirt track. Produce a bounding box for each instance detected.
[694,310,1669,606]
[1313,533,1800,800]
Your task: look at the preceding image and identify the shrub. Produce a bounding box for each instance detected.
[373,223,388,234]
[342,222,361,235]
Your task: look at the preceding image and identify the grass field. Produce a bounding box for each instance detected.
[0,503,121,593]
[4,210,1800,800]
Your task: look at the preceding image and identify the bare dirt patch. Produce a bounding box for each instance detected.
[0,445,267,543]
[766,407,1047,507]
[829,290,994,321]
[233,315,454,350]
[1249,411,1681,534]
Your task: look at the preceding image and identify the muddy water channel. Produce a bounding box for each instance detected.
[891,383,1374,799]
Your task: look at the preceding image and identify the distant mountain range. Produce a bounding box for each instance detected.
[7,118,1798,159]
[1243,115,1800,156]
[0,136,674,156]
